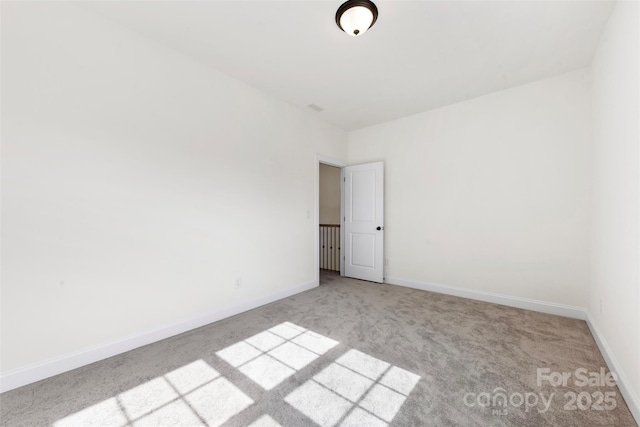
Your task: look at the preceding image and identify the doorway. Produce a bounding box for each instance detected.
[316,157,385,285]
[316,156,346,285]
[319,163,342,280]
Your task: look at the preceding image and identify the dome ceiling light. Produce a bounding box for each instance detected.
[335,0,378,37]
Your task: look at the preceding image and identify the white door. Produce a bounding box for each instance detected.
[344,162,384,283]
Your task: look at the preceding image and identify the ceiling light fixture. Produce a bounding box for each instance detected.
[335,0,378,37]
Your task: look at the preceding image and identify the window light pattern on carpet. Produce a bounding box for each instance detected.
[54,322,420,426]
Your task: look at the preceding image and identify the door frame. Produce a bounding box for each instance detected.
[316,155,347,284]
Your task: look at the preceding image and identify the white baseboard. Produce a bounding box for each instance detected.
[384,276,639,426]
[384,276,586,319]
[0,280,318,394]
[586,313,640,425]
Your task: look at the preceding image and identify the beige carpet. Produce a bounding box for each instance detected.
[0,271,636,426]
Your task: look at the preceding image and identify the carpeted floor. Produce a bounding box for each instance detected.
[0,270,636,426]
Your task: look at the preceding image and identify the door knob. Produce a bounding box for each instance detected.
[376,226,382,231]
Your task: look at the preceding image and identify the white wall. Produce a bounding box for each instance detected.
[589,0,640,405]
[0,2,346,374]
[319,164,341,224]
[348,69,592,308]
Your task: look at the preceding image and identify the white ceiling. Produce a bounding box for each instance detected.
[84,1,614,131]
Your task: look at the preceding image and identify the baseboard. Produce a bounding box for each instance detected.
[384,276,586,319]
[0,280,318,394]
[384,276,639,426]
[585,313,640,425]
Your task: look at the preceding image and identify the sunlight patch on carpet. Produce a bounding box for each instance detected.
[54,359,252,427]
[54,322,418,427]
[285,349,421,426]
[216,321,338,390]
